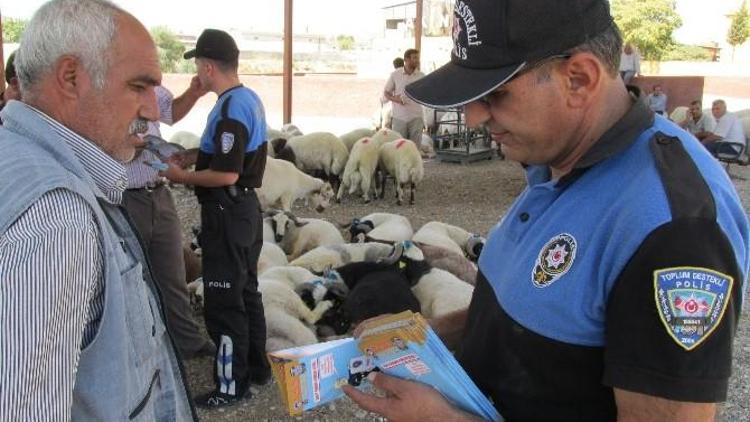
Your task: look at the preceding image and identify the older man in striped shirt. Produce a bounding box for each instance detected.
[123,81,214,360]
[0,0,194,420]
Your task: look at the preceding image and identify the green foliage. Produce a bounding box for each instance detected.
[662,44,713,61]
[2,17,28,43]
[612,0,682,61]
[336,34,355,51]
[727,1,750,61]
[150,26,185,73]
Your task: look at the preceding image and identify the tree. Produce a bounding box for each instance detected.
[612,0,682,62]
[727,1,750,62]
[2,17,28,43]
[336,34,355,51]
[150,26,185,73]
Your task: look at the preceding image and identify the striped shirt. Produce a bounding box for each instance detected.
[0,103,126,420]
[125,85,173,189]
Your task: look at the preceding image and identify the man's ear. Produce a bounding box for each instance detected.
[55,55,85,99]
[562,52,603,109]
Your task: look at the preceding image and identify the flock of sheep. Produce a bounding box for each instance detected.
[174,123,488,352]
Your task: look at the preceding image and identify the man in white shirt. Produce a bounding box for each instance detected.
[383,49,425,143]
[703,99,746,155]
[619,43,640,84]
[679,100,715,141]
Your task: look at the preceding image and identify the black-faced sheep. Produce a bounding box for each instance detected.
[256,157,335,213]
[269,138,297,164]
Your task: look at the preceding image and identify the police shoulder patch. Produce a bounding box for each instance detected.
[654,266,733,351]
[220,132,235,154]
[531,233,577,288]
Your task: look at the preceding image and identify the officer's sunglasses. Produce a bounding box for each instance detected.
[477,54,572,108]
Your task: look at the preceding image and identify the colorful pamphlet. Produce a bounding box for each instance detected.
[267,311,502,420]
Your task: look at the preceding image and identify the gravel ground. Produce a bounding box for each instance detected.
[171,157,750,421]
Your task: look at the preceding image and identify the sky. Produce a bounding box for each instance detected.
[0,0,389,37]
[0,0,744,44]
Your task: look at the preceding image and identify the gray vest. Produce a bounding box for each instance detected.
[0,102,195,421]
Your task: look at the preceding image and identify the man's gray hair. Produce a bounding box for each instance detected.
[15,0,124,98]
[534,24,622,83]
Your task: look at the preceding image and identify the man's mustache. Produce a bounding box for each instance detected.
[129,118,149,135]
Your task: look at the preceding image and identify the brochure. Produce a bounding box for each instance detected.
[267,311,501,420]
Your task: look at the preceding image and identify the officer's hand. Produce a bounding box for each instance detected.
[342,372,482,422]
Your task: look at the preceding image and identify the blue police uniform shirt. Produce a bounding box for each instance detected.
[457,100,749,421]
[195,85,268,199]
[480,114,748,346]
[199,85,266,156]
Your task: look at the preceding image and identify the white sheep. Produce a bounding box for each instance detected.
[169,130,200,150]
[281,123,304,137]
[285,132,349,189]
[411,267,474,319]
[269,211,346,260]
[370,127,403,147]
[336,137,380,203]
[376,241,473,318]
[339,128,376,151]
[420,133,436,159]
[345,212,413,243]
[412,221,486,260]
[256,157,335,213]
[378,139,424,205]
[259,266,336,351]
[289,242,394,273]
[258,241,288,275]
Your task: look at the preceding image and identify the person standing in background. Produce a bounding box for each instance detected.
[619,43,640,83]
[383,49,425,143]
[122,80,215,360]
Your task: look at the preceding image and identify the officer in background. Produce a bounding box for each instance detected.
[161,28,270,409]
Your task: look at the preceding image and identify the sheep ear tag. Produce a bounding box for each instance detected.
[653,267,733,351]
[531,233,577,288]
[220,132,235,154]
[398,261,407,270]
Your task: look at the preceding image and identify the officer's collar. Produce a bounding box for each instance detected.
[555,98,654,187]
[218,84,244,100]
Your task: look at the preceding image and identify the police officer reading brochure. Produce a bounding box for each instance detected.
[161,28,270,409]
[344,1,749,421]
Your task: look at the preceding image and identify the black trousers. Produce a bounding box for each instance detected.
[199,190,268,396]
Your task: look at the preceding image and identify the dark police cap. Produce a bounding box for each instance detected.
[183,29,239,62]
[405,0,615,109]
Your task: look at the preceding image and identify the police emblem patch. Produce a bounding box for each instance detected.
[654,267,733,351]
[531,233,577,288]
[220,132,235,154]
